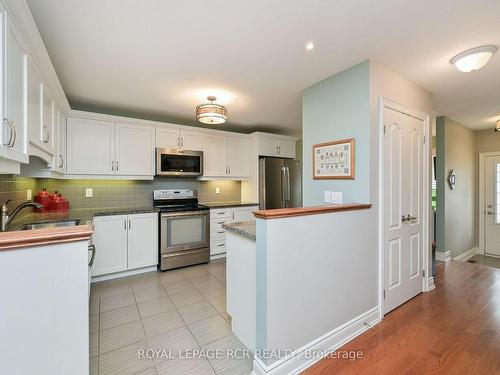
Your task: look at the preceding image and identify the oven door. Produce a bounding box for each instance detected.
[156,148,203,177]
[160,211,209,254]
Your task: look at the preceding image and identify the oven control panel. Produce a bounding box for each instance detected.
[153,189,196,200]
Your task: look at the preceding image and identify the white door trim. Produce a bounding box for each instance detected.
[378,97,431,319]
[478,151,500,255]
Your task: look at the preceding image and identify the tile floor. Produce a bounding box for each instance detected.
[468,253,500,270]
[89,259,253,375]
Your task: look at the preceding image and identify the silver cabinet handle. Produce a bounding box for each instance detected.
[116,161,119,172]
[42,125,49,143]
[111,161,115,171]
[217,243,224,247]
[2,119,14,147]
[58,155,64,168]
[217,230,225,234]
[7,120,16,147]
[2,119,11,146]
[88,245,96,267]
[177,137,180,148]
[124,219,127,230]
[128,219,131,229]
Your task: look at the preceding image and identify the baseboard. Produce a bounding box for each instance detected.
[426,277,435,291]
[435,251,451,262]
[251,307,380,375]
[91,265,158,283]
[454,247,478,262]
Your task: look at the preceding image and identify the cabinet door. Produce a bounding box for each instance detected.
[180,130,202,151]
[53,108,66,172]
[2,16,28,163]
[202,134,226,176]
[66,117,114,174]
[92,215,128,276]
[232,206,259,222]
[156,128,180,149]
[277,140,295,158]
[40,83,54,154]
[127,213,158,269]
[27,61,43,149]
[259,138,278,157]
[115,123,154,176]
[226,137,249,177]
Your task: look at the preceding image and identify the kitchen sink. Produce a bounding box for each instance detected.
[16,220,81,230]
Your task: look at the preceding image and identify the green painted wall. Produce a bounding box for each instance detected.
[302,61,371,205]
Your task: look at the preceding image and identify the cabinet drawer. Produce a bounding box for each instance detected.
[210,239,226,255]
[210,221,227,239]
[210,208,231,219]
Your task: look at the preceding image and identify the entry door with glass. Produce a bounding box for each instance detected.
[484,155,500,256]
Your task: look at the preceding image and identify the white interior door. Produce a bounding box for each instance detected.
[384,106,424,314]
[484,155,500,256]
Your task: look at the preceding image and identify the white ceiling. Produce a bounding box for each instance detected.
[27,0,500,135]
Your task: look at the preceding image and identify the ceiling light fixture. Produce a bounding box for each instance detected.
[306,41,314,51]
[495,119,500,132]
[450,45,497,72]
[196,96,227,125]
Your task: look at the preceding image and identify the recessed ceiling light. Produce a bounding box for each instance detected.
[450,45,497,72]
[306,42,314,51]
[496,119,500,132]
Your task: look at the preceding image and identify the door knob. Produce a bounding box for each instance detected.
[487,211,496,215]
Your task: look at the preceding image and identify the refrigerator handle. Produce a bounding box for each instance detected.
[280,166,287,204]
[285,165,291,202]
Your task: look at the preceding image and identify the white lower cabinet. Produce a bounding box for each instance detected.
[127,213,158,269]
[92,213,158,277]
[209,205,258,257]
[92,215,128,276]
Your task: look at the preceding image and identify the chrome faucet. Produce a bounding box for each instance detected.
[0,200,44,231]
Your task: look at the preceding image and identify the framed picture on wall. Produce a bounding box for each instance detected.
[312,138,355,179]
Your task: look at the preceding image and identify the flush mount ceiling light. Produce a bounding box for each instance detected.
[450,45,497,72]
[306,41,314,51]
[495,119,500,132]
[196,96,227,125]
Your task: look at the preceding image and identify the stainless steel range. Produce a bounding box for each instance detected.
[154,189,210,271]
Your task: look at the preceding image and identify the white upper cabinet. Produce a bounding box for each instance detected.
[67,117,154,177]
[1,12,28,163]
[66,117,114,174]
[180,130,202,151]
[202,134,226,176]
[156,127,202,151]
[156,128,180,149]
[40,83,54,155]
[115,123,154,176]
[258,137,295,159]
[226,137,250,177]
[53,107,66,173]
[27,61,43,149]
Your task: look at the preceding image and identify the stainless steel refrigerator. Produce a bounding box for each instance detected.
[259,158,302,209]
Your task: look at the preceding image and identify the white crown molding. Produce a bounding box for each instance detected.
[2,0,70,112]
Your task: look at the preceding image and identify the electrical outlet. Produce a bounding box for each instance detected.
[85,188,93,198]
[26,189,32,200]
[215,187,220,194]
[324,191,332,203]
[331,192,343,204]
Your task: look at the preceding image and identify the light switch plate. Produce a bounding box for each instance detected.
[26,189,32,200]
[85,188,93,198]
[215,187,220,194]
[324,191,332,203]
[332,192,343,204]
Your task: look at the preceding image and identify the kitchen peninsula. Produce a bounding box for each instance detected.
[224,203,375,374]
[0,225,93,375]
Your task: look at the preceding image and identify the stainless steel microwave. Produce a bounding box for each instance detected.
[156,148,203,177]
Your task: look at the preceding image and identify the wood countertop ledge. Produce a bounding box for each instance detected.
[0,225,94,251]
[253,203,372,220]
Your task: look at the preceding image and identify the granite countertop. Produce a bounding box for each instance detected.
[9,207,158,230]
[202,201,259,209]
[222,221,256,240]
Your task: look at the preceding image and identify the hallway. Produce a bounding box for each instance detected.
[304,260,500,374]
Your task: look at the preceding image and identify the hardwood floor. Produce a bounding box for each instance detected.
[303,260,500,375]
